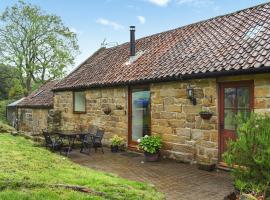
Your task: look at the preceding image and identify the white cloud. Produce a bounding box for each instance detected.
[148,0,170,7]
[177,0,213,6]
[96,18,124,30]
[137,16,146,24]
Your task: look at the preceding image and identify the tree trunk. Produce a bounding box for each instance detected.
[25,76,32,96]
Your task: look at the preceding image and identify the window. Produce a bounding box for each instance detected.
[244,25,264,40]
[73,91,86,113]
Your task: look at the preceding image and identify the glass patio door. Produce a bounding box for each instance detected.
[219,81,253,160]
[129,86,151,145]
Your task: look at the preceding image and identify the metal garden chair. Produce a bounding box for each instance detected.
[80,126,104,154]
[42,129,63,151]
[80,125,97,154]
[92,129,105,154]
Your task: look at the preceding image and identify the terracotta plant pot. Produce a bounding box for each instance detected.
[111,145,119,153]
[199,113,213,120]
[197,163,216,171]
[144,151,160,162]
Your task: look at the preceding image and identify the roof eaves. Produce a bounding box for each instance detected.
[52,65,270,91]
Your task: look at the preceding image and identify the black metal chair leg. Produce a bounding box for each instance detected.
[80,142,84,153]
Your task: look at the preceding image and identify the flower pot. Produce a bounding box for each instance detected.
[144,151,160,162]
[103,107,111,115]
[111,145,119,153]
[197,163,216,171]
[199,113,213,120]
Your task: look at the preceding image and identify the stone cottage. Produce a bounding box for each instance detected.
[6,97,24,128]
[53,3,270,165]
[16,80,59,135]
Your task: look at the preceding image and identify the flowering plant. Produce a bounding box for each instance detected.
[138,135,162,154]
[110,135,124,147]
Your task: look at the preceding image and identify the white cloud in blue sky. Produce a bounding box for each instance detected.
[137,16,146,24]
[177,0,213,6]
[148,0,171,7]
[96,18,124,30]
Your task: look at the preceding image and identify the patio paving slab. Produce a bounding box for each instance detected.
[69,148,233,200]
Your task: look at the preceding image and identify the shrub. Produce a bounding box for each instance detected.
[110,135,124,147]
[138,135,162,154]
[223,113,270,197]
[199,109,213,115]
[0,100,12,123]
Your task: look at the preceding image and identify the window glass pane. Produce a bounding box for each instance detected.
[238,109,251,121]
[132,89,150,141]
[74,91,86,112]
[224,109,236,130]
[237,87,250,109]
[224,88,236,109]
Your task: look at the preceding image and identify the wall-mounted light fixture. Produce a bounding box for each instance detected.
[186,85,197,105]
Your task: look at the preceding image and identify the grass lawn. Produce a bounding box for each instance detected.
[0,133,164,200]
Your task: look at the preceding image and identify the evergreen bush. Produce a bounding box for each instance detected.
[223,113,270,197]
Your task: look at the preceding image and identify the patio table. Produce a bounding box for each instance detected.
[55,131,88,156]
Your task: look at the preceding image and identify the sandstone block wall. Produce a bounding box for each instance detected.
[53,73,270,164]
[18,108,49,135]
[53,87,128,144]
[151,79,218,164]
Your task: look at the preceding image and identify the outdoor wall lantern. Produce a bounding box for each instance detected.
[186,85,197,105]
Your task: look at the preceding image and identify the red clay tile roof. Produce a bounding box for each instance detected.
[18,80,59,108]
[54,3,270,91]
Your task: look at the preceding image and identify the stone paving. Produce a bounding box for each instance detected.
[69,148,233,200]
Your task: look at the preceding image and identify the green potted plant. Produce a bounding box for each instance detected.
[110,135,124,153]
[199,109,213,120]
[138,135,162,162]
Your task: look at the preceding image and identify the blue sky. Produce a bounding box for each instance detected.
[0,0,269,71]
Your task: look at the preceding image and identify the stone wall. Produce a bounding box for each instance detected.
[53,73,270,164]
[53,87,128,144]
[18,108,49,135]
[151,79,218,164]
[150,74,270,164]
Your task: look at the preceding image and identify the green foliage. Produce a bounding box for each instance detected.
[223,113,270,196]
[8,79,25,99]
[0,134,164,200]
[0,64,23,100]
[0,100,13,122]
[110,135,124,147]
[0,1,79,93]
[138,135,162,154]
[199,110,213,115]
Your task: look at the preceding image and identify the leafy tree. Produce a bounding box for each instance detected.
[223,113,270,198]
[0,64,22,99]
[8,79,25,99]
[0,1,79,94]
